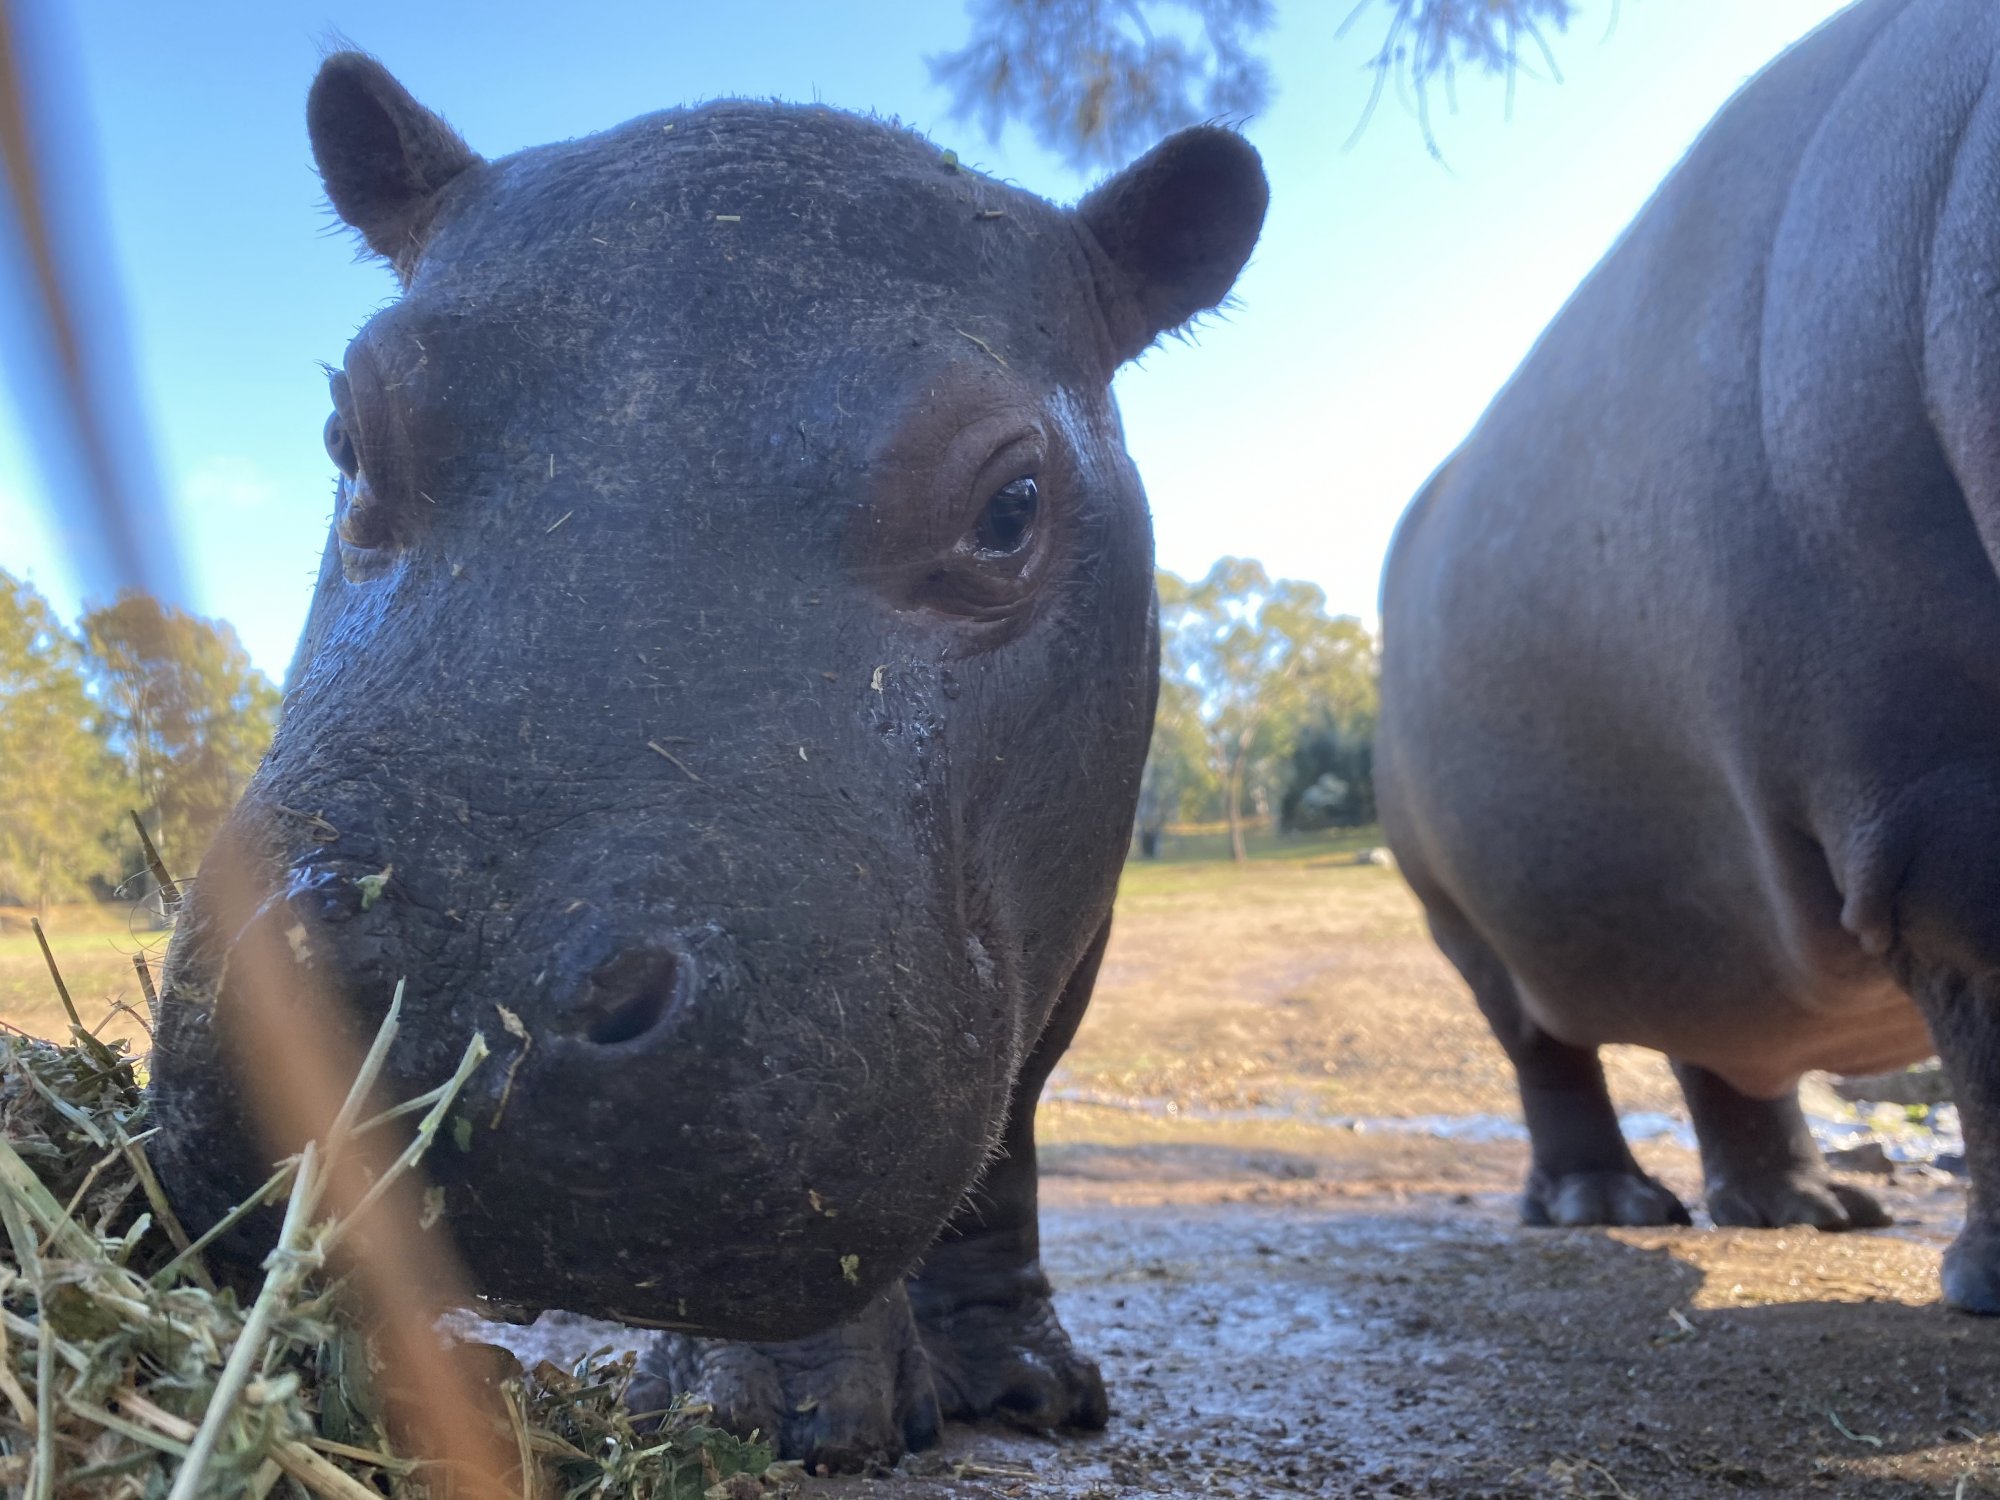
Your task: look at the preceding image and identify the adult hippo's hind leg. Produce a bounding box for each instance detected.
[1671,1060,1888,1230]
[907,919,1112,1432]
[1425,901,1690,1227]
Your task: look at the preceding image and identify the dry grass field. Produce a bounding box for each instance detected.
[0,902,162,1050]
[1049,833,1681,1135]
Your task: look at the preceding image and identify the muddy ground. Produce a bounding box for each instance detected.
[547,852,1998,1498]
[835,1137,1993,1499]
[15,853,2000,1496]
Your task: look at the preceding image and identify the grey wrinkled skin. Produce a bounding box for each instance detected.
[147,54,1266,1470]
[1380,0,2000,1311]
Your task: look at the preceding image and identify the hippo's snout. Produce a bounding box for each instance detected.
[261,856,704,1055]
[150,834,1017,1342]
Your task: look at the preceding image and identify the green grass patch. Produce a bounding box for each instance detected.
[1117,826,1388,903]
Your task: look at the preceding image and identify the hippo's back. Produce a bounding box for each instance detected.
[1379,0,2000,1084]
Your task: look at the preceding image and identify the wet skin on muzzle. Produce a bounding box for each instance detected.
[148,53,1266,1471]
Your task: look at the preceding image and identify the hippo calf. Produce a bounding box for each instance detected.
[1380,0,2000,1311]
[150,54,1265,1468]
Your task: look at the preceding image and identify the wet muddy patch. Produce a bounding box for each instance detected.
[803,1166,2000,1498]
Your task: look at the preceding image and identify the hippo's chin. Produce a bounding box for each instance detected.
[149,1105,984,1340]
[432,1134,989,1340]
[441,1197,927,1339]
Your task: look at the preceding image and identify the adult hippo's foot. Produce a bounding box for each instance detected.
[1522,1165,1691,1227]
[1672,1061,1890,1231]
[1941,1227,2000,1315]
[1708,1173,1889,1230]
[1423,903,1693,1229]
[630,1287,940,1475]
[908,1238,1108,1431]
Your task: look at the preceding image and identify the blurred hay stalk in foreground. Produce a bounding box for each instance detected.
[0,996,773,1498]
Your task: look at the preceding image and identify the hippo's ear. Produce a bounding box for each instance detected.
[308,52,480,277]
[1076,127,1268,366]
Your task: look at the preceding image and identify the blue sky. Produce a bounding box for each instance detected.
[2,0,1856,678]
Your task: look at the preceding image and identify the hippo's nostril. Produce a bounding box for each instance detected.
[587,986,670,1046]
[574,947,690,1047]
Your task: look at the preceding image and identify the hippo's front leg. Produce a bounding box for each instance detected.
[632,923,1112,1470]
[1419,898,1689,1226]
[907,921,1112,1432]
[633,1285,940,1474]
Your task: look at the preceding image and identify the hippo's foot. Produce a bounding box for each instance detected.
[629,1287,940,1475]
[908,1257,1107,1431]
[1940,1227,2000,1315]
[1706,1170,1890,1231]
[1668,1062,1892,1232]
[1522,1166,1692,1227]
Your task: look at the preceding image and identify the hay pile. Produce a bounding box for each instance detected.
[0,1008,774,1499]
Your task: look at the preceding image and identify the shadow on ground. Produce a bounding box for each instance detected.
[809,1147,2000,1499]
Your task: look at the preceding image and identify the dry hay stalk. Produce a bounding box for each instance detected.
[0,949,774,1498]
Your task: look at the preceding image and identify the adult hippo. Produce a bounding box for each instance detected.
[1379,0,2000,1312]
[150,53,1266,1468]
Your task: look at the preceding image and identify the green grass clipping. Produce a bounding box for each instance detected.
[0,1015,774,1498]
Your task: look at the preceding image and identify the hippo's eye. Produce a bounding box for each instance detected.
[971,477,1038,558]
[324,411,359,479]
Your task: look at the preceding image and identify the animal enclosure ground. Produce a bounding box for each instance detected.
[811,850,2000,1499]
[7,851,1999,1495]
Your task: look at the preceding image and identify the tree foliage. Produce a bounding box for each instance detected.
[1134,672,1217,856]
[1154,559,1378,860]
[932,0,1579,168]
[79,593,280,879]
[1281,712,1376,831]
[0,575,279,908]
[933,0,1274,170]
[0,574,128,911]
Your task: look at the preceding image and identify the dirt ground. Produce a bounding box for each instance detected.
[12,852,2000,1496]
[795,853,2000,1499]
[800,1137,1988,1499]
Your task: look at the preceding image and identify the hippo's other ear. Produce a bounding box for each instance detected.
[308,52,479,276]
[1076,127,1268,365]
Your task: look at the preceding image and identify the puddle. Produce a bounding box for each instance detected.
[1044,1088,1966,1166]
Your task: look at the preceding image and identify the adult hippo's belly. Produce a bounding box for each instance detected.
[147,53,1266,1472]
[1379,0,2000,1312]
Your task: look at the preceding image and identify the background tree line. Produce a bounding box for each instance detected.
[0,570,277,913]
[1137,559,1380,861]
[935,0,1580,168]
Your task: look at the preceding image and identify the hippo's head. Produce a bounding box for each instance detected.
[150,54,1265,1339]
